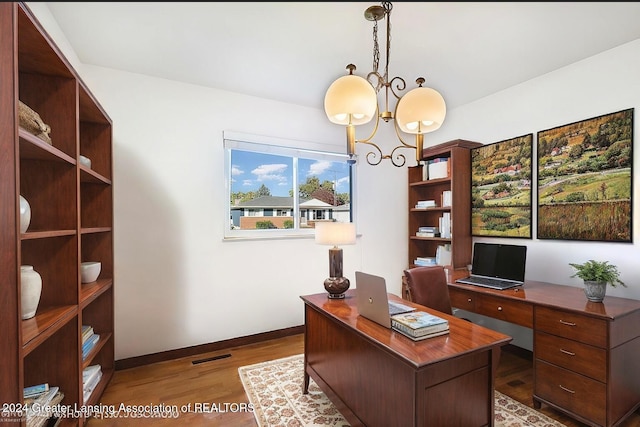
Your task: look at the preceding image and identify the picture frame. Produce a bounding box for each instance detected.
[537,108,633,242]
[471,134,533,238]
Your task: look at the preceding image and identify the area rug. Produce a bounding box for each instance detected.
[239,354,566,427]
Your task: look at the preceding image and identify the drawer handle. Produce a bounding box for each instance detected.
[497,306,503,311]
[467,298,472,303]
[559,385,576,394]
[560,348,576,356]
[559,320,576,327]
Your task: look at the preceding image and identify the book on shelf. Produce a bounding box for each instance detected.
[418,226,439,233]
[415,200,436,209]
[427,158,450,180]
[438,212,451,238]
[441,190,452,207]
[83,365,103,404]
[81,325,94,343]
[392,326,450,341]
[416,232,440,238]
[82,333,100,359]
[414,257,437,266]
[436,244,452,266]
[391,311,449,339]
[24,383,49,399]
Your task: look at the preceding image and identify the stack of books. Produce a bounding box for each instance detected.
[391,311,449,341]
[414,256,437,267]
[83,364,103,404]
[82,325,100,360]
[24,383,64,427]
[415,200,436,209]
[416,226,440,238]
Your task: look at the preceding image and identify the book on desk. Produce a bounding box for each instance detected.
[391,311,449,340]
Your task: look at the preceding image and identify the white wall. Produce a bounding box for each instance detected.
[30,3,640,357]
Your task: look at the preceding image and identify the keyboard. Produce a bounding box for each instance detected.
[389,301,415,315]
[456,276,522,290]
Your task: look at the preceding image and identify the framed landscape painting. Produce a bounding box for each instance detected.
[537,108,633,242]
[471,134,533,238]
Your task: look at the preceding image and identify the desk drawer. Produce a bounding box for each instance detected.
[535,360,606,426]
[449,287,476,311]
[475,294,533,328]
[449,288,533,328]
[535,306,607,348]
[534,331,606,382]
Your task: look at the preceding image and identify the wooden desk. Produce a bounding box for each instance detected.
[444,273,640,427]
[300,290,511,427]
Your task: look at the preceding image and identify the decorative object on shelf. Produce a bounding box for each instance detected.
[324,2,446,167]
[537,108,633,242]
[19,195,31,233]
[18,100,52,145]
[315,221,356,299]
[569,259,626,302]
[81,261,102,284]
[471,134,533,238]
[20,265,42,320]
[79,155,92,169]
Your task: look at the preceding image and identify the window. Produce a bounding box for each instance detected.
[224,131,355,240]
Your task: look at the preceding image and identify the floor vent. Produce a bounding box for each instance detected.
[192,353,231,365]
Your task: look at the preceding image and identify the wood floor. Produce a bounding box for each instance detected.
[86,333,640,427]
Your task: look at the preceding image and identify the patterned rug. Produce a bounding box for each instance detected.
[239,354,566,427]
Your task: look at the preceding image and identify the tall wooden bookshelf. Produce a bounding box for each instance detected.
[0,3,114,425]
[407,139,482,272]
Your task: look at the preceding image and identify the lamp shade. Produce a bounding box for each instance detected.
[315,221,356,246]
[396,86,446,134]
[324,75,377,126]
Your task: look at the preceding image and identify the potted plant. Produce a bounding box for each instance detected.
[568,260,626,302]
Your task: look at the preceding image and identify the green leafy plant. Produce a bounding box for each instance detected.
[569,260,626,287]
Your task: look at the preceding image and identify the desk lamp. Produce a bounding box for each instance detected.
[315,221,356,299]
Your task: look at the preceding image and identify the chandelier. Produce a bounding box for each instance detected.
[324,2,446,167]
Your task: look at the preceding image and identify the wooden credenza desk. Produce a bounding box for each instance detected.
[444,273,640,427]
[301,290,511,427]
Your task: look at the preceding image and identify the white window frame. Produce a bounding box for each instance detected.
[223,131,356,240]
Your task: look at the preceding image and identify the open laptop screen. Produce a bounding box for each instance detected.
[472,242,527,282]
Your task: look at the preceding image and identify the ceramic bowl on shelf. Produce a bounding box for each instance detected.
[81,261,101,283]
[79,155,92,169]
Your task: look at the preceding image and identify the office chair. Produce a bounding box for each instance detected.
[403,265,453,315]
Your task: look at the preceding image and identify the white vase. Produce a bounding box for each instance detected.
[20,195,31,233]
[20,265,42,320]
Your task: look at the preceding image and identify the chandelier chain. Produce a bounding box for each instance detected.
[383,1,392,83]
[372,20,380,81]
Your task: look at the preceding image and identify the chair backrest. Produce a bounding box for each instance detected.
[403,266,453,315]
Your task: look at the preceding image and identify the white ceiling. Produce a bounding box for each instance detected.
[44,2,640,111]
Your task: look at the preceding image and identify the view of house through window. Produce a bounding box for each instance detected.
[224,132,354,239]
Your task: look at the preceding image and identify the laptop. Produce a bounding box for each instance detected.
[456,242,527,290]
[355,271,415,328]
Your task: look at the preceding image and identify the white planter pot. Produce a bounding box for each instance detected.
[20,265,42,319]
[20,195,31,233]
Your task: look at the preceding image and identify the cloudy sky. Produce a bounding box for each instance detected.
[231,150,351,197]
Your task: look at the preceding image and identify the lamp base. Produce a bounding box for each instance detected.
[324,276,350,299]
